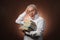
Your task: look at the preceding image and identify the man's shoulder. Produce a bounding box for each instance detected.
[39,17,44,19]
[36,14,44,20]
[38,16,44,21]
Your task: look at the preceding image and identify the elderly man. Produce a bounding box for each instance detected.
[15,4,45,40]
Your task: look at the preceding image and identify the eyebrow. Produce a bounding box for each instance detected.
[28,9,35,12]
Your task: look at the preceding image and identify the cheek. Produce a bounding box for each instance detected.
[32,13,34,15]
[33,12,35,15]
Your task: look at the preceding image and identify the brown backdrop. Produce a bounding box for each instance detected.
[0,0,60,40]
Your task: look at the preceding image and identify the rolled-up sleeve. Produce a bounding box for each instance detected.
[15,12,26,25]
[36,18,45,36]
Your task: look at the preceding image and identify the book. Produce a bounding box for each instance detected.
[20,19,37,32]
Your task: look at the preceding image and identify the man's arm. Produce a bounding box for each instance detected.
[32,18,45,36]
[15,12,26,25]
[25,17,45,37]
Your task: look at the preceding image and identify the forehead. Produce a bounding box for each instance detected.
[27,7,35,11]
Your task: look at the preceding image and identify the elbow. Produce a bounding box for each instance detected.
[15,20,20,24]
[35,30,43,36]
[15,19,24,25]
[36,32,41,36]
[15,20,17,23]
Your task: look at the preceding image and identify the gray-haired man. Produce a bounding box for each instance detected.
[15,4,46,40]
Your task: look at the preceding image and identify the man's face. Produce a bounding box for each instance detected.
[27,7,36,17]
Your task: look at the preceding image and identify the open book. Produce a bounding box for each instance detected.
[20,19,37,32]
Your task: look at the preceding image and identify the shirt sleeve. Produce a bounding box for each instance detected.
[15,12,26,25]
[30,17,46,36]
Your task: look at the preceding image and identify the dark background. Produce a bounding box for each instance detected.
[0,0,60,40]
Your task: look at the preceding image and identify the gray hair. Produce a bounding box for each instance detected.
[26,4,37,10]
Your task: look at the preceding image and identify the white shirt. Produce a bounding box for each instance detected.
[15,12,45,36]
